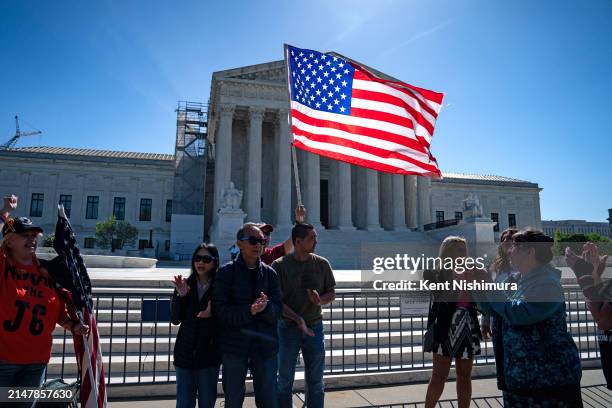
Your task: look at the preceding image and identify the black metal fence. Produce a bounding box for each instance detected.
[47,287,601,385]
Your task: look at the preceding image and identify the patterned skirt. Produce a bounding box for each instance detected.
[432,307,481,359]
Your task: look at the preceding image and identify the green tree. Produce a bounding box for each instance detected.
[95,216,117,250]
[42,233,55,248]
[95,217,139,251]
[553,229,611,255]
[116,220,138,249]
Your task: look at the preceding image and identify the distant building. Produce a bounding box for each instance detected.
[0,147,175,257]
[542,213,611,238]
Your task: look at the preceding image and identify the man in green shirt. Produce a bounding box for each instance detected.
[271,223,336,408]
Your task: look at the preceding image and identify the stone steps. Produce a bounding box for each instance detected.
[85,301,590,326]
[46,336,600,378]
[51,321,600,355]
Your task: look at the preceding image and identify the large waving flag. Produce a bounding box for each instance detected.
[285,44,444,177]
[53,207,107,408]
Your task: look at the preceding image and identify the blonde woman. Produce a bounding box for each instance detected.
[423,236,483,408]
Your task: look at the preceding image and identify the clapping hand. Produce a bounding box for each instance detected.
[197,301,212,318]
[307,289,322,306]
[566,242,608,286]
[172,275,190,297]
[250,292,268,315]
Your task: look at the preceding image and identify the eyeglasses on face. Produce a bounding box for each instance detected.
[194,255,216,264]
[239,236,266,246]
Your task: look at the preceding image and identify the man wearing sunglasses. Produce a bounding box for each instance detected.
[212,223,283,408]
[271,223,336,408]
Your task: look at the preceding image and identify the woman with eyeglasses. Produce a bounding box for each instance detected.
[479,227,519,392]
[171,243,221,408]
[476,229,582,407]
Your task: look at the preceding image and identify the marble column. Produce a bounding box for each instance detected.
[304,151,322,228]
[275,110,292,228]
[336,162,355,230]
[392,174,407,230]
[405,175,418,229]
[417,176,432,230]
[246,107,265,221]
[365,169,383,231]
[213,103,235,214]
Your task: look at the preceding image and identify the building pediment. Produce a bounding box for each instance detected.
[213,60,286,84]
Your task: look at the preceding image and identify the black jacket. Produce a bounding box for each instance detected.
[170,274,220,369]
[212,255,282,358]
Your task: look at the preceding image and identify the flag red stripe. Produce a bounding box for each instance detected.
[292,126,440,174]
[351,89,436,136]
[352,67,444,106]
[350,107,434,143]
[293,139,441,177]
[291,109,429,154]
[353,72,440,120]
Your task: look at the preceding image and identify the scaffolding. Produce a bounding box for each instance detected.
[172,101,208,215]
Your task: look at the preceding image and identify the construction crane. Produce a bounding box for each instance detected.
[0,115,42,150]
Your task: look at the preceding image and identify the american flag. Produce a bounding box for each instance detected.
[53,208,107,408]
[285,44,444,177]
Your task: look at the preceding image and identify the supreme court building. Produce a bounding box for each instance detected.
[205,60,542,246]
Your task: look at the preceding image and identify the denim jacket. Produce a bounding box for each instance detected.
[477,264,581,393]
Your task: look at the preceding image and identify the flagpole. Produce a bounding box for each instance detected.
[58,204,102,407]
[79,310,99,407]
[283,43,303,206]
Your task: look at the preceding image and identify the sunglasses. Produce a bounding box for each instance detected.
[194,255,216,264]
[239,236,266,246]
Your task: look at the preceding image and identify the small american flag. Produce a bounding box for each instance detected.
[54,210,107,408]
[285,44,444,177]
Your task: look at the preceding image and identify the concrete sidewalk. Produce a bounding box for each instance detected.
[109,368,606,407]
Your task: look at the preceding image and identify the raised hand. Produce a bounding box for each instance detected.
[564,246,581,269]
[2,195,17,214]
[172,275,190,297]
[295,205,306,223]
[307,289,322,306]
[584,242,608,285]
[566,243,609,286]
[197,301,212,318]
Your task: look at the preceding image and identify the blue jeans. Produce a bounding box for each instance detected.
[222,352,278,408]
[277,321,325,408]
[0,361,46,408]
[175,366,219,408]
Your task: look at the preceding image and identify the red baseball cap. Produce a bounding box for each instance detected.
[255,223,274,234]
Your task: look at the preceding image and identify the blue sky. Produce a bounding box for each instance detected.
[1,0,610,221]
